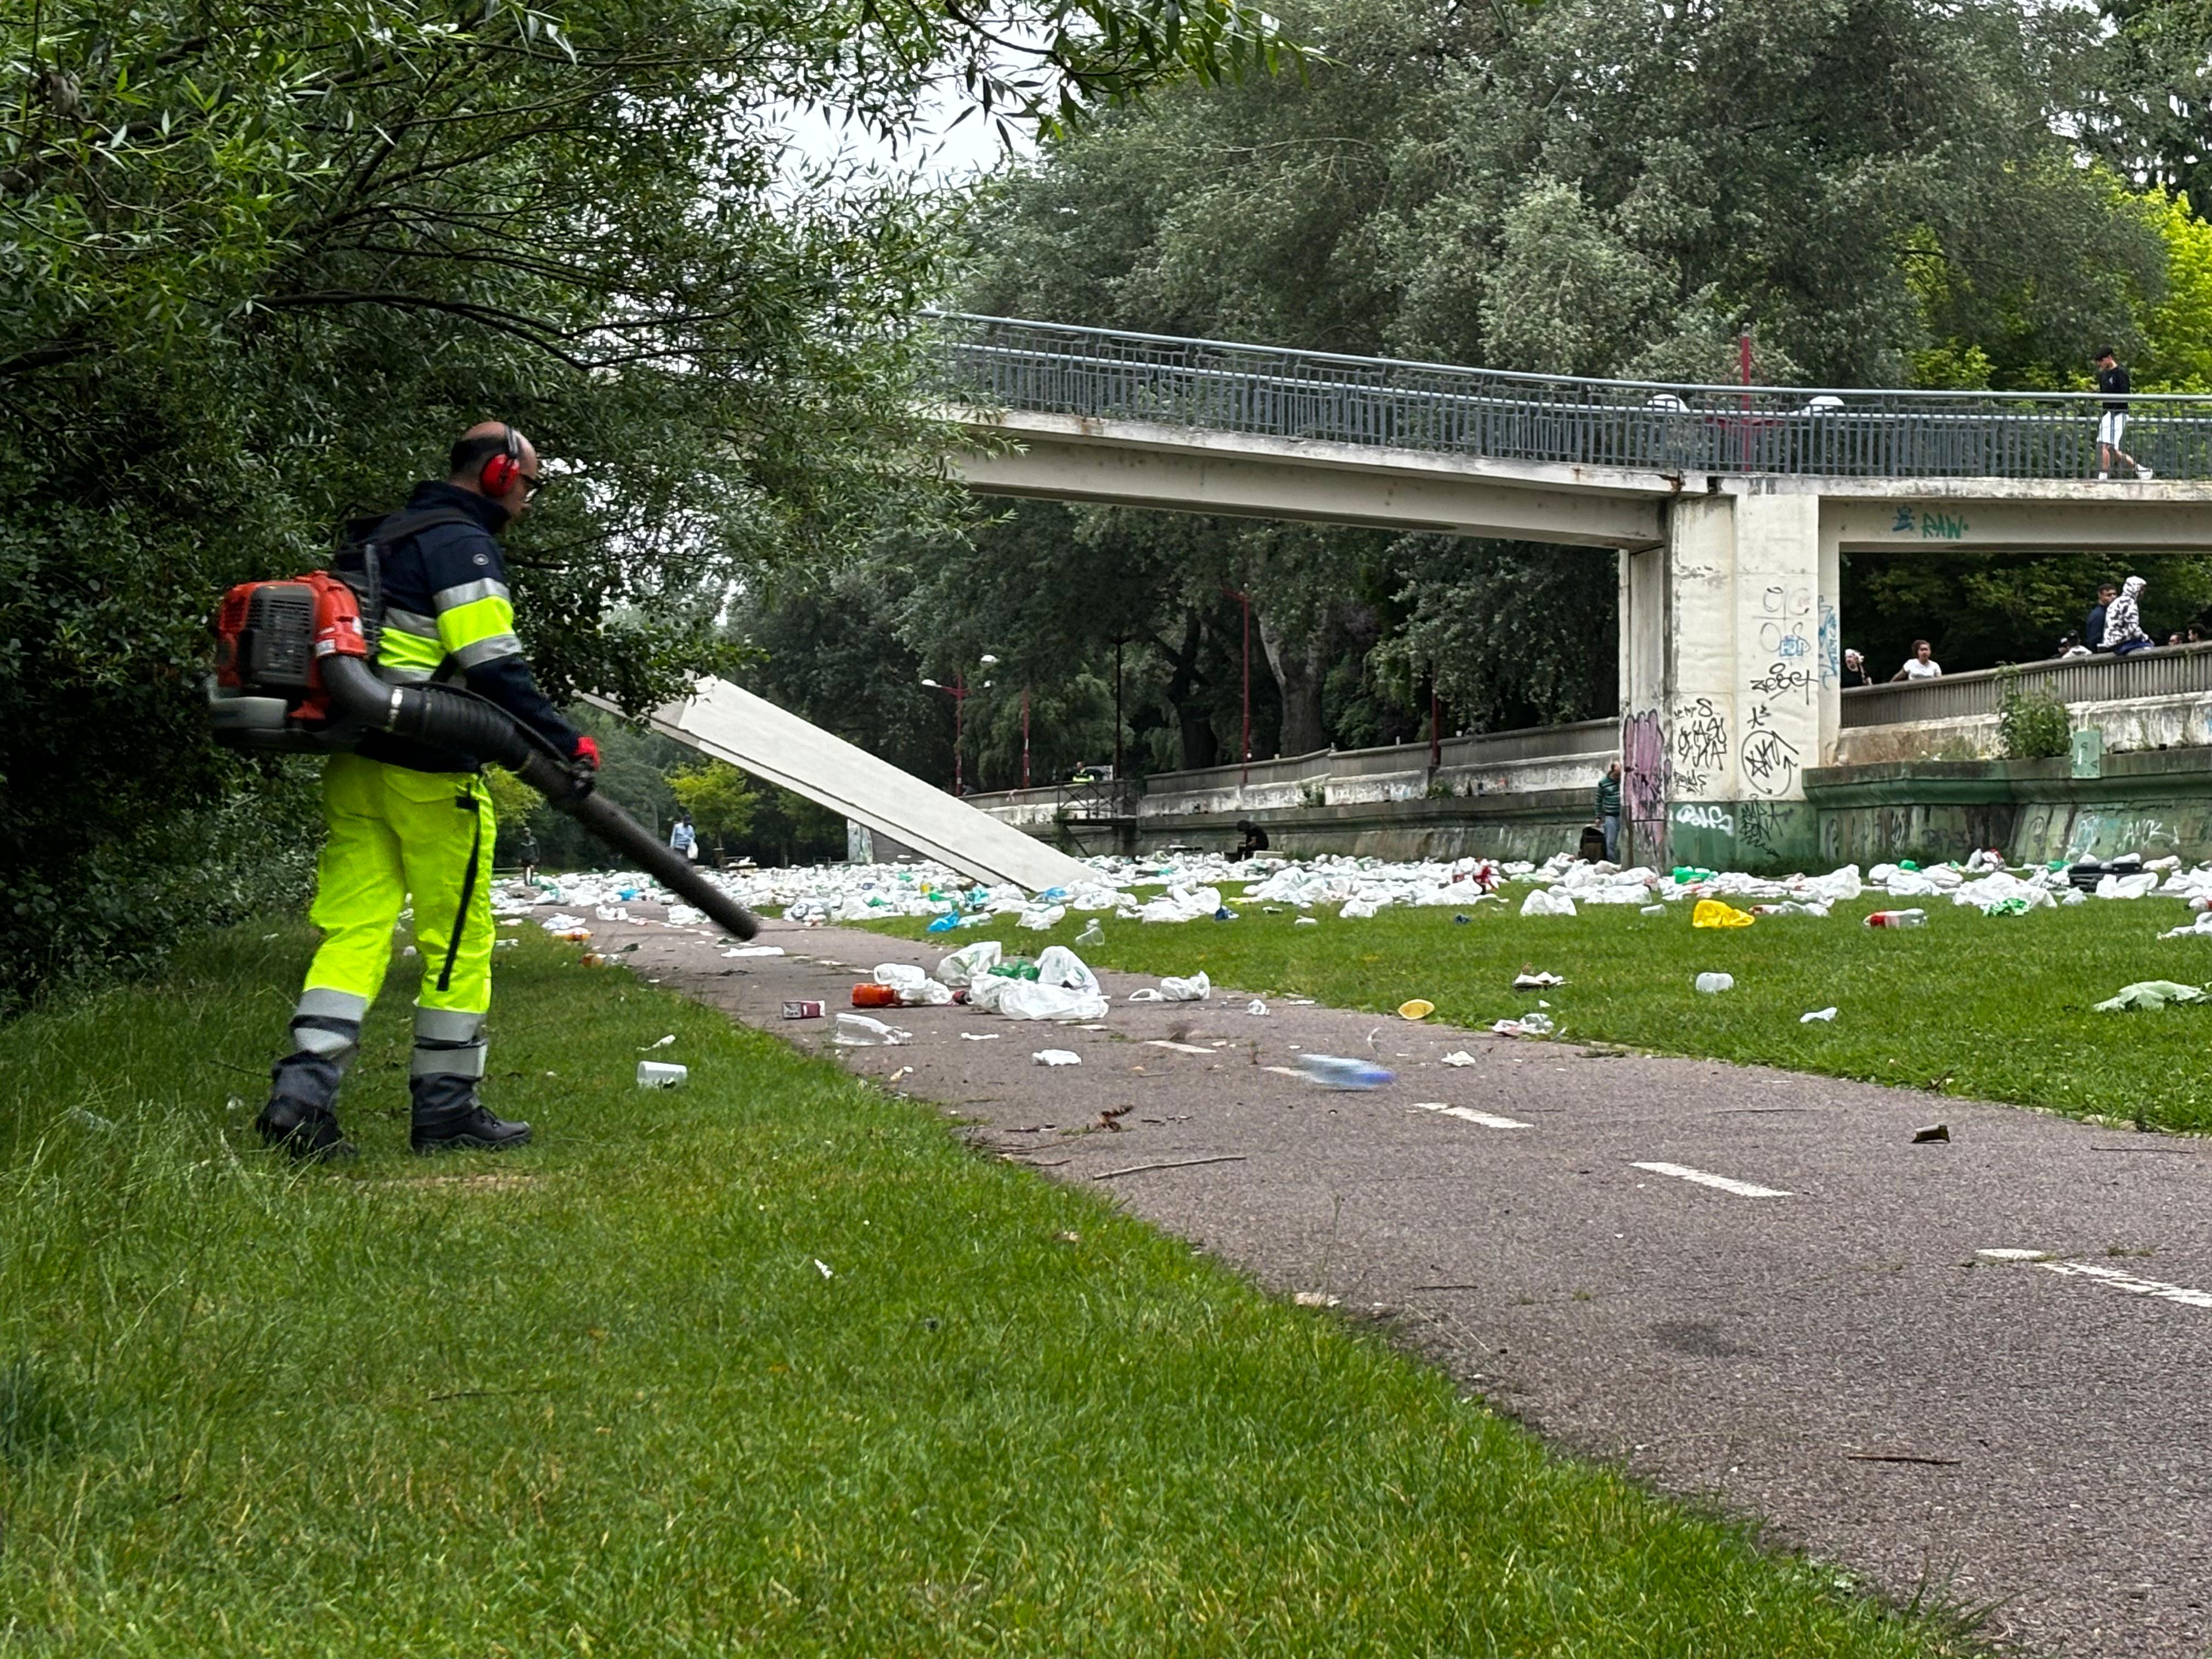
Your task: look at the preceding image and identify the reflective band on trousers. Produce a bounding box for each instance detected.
[411,1041,487,1079]
[290,1022,359,1059]
[413,1005,485,1043]
[295,988,370,1023]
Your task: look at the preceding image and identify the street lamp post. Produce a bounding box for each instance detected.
[922,653,997,797]
[1021,687,1031,791]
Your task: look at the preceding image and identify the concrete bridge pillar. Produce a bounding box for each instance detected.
[1618,490,1839,872]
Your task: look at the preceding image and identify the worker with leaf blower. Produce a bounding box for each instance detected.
[257,422,596,1162]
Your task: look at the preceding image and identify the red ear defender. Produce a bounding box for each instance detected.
[478,424,522,495]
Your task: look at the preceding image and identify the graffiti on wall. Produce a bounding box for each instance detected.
[1622,707,1669,867]
[1739,702,1801,797]
[1671,696,1728,794]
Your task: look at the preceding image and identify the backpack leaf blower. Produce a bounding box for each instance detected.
[208,569,759,940]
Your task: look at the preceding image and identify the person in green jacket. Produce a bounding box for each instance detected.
[1595,761,1622,863]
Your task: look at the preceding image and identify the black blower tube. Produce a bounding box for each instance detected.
[322,655,759,940]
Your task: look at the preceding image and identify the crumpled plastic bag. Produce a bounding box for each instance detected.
[1692,899,1756,928]
[1019,903,1068,931]
[1340,898,1381,919]
[868,966,952,1006]
[2094,980,2207,1013]
[2096,872,2159,901]
[936,940,1002,986]
[1953,873,2055,915]
[1034,945,1102,996]
[1520,888,1577,918]
[995,981,1110,1022]
[833,1013,911,1045]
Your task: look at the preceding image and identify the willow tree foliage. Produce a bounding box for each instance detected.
[0,0,1291,1001]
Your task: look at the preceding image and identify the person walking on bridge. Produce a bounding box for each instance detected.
[256,422,599,1163]
[2094,349,2153,481]
[2101,575,2154,655]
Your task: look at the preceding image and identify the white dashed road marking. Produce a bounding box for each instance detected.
[1979,1249,2212,1311]
[2042,1259,2212,1310]
[1413,1102,1532,1131]
[1630,1161,1792,1199]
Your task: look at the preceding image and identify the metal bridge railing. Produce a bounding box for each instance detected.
[930,312,2212,481]
[1841,644,2212,726]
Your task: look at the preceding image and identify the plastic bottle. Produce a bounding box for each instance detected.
[1694,972,1734,994]
[1294,1054,1396,1090]
[1075,918,1105,946]
[1863,909,1927,929]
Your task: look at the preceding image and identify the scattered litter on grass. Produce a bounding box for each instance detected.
[1521,888,1576,918]
[1913,1122,1950,1143]
[1694,973,1734,994]
[1692,900,1755,929]
[1294,1291,1342,1308]
[1075,919,1105,946]
[1864,909,1927,929]
[1032,1049,1081,1066]
[1800,1006,1839,1023]
[2094,981,2207,1012]
[639,1034,675,1051]
[67,1107,116,1132]
[636,1060,687,1088]
[1295,1055,1396,1088]
[2162,913,2212,940]
[1513,972,1565,989]
[1398,998,1435,1020]
[1640,904,1667,916]
[814,1258,834,1278]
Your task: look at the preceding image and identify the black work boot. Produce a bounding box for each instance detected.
[256,992,364,1161]
[409,1072,531,1154]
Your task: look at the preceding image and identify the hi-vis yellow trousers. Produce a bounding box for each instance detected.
[284,752,498,1090]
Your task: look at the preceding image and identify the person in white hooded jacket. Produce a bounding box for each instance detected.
[2101,575,2154,655]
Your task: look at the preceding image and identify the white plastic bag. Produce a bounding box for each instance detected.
[995,981,1110,1022]
[1018,904,1068,931]
[872,963,927,991]
[1034,945,1102,995]
[1156,971,1211,1002]
[936,940,1002,986]
[1521,888,1577,917]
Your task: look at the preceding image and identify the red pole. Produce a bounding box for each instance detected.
[1022,687,1031,791]
[1739,329,1753,471]
[1240,591,1252,785]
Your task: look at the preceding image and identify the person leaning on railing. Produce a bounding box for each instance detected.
[1891,640,1943,681]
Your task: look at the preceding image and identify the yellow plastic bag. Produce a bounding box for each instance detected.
[1691,899,1756,929]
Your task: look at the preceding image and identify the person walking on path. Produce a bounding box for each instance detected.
[1595,761,1622,862]
[2102,574,2154,654]
[255,422,596,1163]
[670,811,698,861]
[2095,349,2153,480]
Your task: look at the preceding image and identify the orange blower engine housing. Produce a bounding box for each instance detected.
[211,572,371,735]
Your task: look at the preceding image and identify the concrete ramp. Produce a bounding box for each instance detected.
[593,678,1097,894]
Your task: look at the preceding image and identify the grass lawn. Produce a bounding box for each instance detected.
[0,922,1978,1656]
[868,884,2212,1135]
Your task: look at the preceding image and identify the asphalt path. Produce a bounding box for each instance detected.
[568,904,2212,1658]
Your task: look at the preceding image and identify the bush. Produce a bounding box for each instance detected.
[1997,668,2072,759]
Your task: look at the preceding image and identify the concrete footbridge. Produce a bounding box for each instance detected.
[933,312,2212,869]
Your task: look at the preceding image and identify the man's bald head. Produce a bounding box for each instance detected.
[448,421,541,516]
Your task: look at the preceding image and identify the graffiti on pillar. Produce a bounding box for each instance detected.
[1816,600,1839,687]
[1750,583,1818,704]
[1738,800,1779,857]
[1674,802,1735,835]
[1671,696,1728,795]
[1621,707,1669,867]
[1739,703,1800,797]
